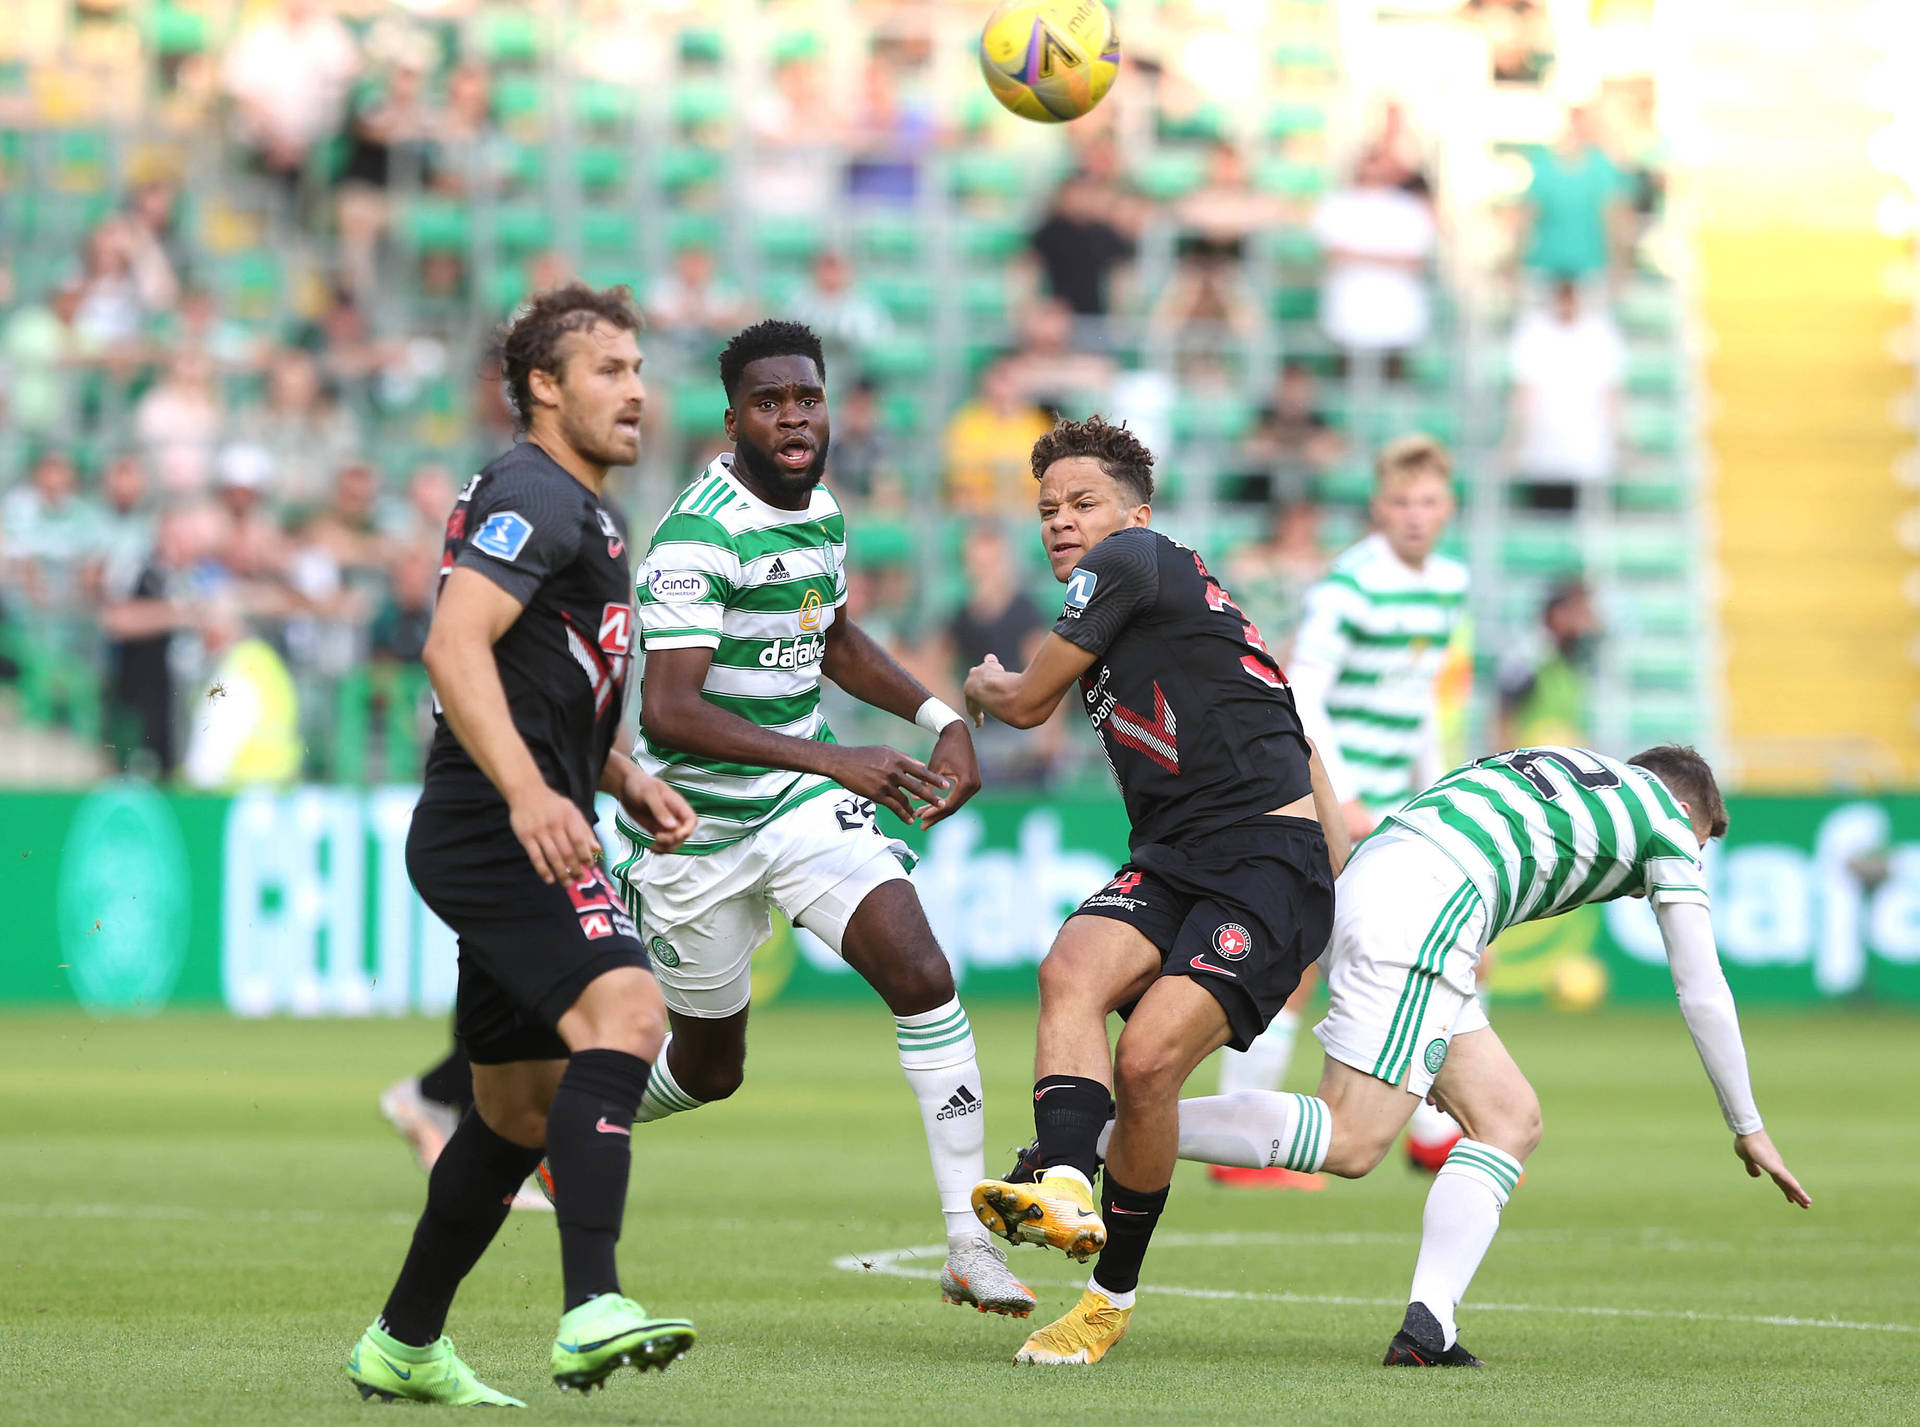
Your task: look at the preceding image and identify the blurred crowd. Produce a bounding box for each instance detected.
[0,0,1667,787]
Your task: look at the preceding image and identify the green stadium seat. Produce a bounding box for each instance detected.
[678,27,725,66]
[494,202,553,254]
[755,217,826,267]
[854,214,924,266]
[1409,349,1453,392]
[658,148,722,194]
[1412,405,1459,444]
[1627,697,1704,747]
[962,276,1011,324]
[671,380,730,441]
[865,275,933,324]
[152,4,211,56]
[582,260,643,294]
[1256,161,1329,201]
[881,388,926,434]
[960,218,1025,264]
[575,81,638,130]
[52,129,112,190]
[1626,350,1682,397]
[947,151,1030,200]
[1265,101,1329,141]
[580,208,636,253]
[574,144,626,193]
[1625,405,1684,454]
[1627,645,1698,692]
[1312,464,1375,506]
[1500,527,1584,576]
[1615,468,1689,512]
[484,263,529,314]
[1271,41,1336,72]
[1135,150,1208,202]
[1623,591,1698,638]
[673,80,734,131]
[1611,529,1692,579]
[1272,285,1319,322]
[491,74,542,128]
[1617,287,1677,337]
[476,7,541,66]
[1260,226,1321,266]
[862,338,933,383]
[667,211,722,251]
[1171,394,1254,444]
[502,141,542,191]
[1157,105,1229,144]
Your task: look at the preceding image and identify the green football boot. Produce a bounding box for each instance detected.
[550,1294,697,1394]
[347,1322,524,1407]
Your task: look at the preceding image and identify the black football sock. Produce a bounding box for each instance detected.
[547,1048,652,1310]
[417,1043,473,1113]
[379,1109,544,1346]
[1032,1075,1113,1183]
[1088,1174,1169,1297]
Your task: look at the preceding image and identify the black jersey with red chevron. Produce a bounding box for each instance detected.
[1051,526,1314,852]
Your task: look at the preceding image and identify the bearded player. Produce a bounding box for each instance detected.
[963,416,1350,1364]
[607,321,1034,1318]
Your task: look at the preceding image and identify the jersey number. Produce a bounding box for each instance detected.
[1194,553,1285,690]
[1474,748,1620,800]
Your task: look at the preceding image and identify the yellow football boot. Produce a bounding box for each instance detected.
[1013,1288,1132,1365]
[971,1171,1106,1262]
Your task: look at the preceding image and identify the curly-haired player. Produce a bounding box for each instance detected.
[348,284,700,1405]
[963,416,1350,1365]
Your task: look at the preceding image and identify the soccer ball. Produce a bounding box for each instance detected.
[1545,953,1610,1013]
[978,0,1120,124]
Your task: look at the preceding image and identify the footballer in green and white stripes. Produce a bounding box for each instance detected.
[1159,744,1811,1366]
[1214,434,1467,1165]
[607,321,1034,1320]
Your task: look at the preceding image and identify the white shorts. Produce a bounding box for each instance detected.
[610,789,913,1019]
[1313,828,1492,1097]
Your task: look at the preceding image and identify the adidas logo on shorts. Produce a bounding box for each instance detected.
[936,1085,981,1120]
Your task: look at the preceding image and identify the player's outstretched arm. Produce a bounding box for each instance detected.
[1656,898,1811,1208]
[642,644,948,827]
[424,567,600,884]
[963,634,1097,730]
[820,617,981,828]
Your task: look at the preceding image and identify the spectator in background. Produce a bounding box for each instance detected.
[1313,147,1437,372]
[1506,278,1626,511]
[845,34,940,204]
[1366,100,1435,199]
[1027,170,1136,333]
[1221,363,1345,506]
[335,48,437,297]
[1150,142,1280,344]
[922,521,1061,786]
[221,0,361,198]
[386,463,456,549]
[1497,579,1599,749]
[942,355,1054,516]
[230,347,362,507]
[210,443,289,590]
[93,451,155,602]
[745,41,844,218]
[180,598,302,789]
[645,244,752,359]
[301,460,393,587]
[71,219,150,351]
[370,538,438,664]
[167,284,265,373]
[1520,106,1625,286]
[100,502,212,777]
[134,347,224,491]
[1225,500,1329,646]
[1002,297,1114,415]
[122,180,185,313]
[0,282,92,440]
[429,61,508,199]
[2,449,101,612]
[787,250,893,381]
[826,376,903,509]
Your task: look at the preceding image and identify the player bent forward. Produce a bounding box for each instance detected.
[963,417,1352,1364]
[1122,744,1812,1365]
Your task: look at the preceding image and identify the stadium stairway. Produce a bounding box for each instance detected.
[1696,0,1920,787]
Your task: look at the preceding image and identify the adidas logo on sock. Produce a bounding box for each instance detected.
[766,557,790,581]
[936,1085,981,1120]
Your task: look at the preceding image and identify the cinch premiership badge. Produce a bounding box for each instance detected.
[1424,1038,1449,1075]
[1212,922,1251,960]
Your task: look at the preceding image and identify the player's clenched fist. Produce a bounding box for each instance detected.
[821,744,951,826]
[916,722,981,830]
[615,765,697,855]
[963,653,1006,728]
[508,783,602,884]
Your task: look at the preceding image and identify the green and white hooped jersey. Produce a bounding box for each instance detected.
[1292,533,1467,809]
[624,454,848,854]
[1383,745,1709,939]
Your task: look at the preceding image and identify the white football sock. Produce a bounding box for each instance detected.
[894,998,988,1244]
[1215,1010,1299,1096]
[1407,1139,1523,1347]
[1094,1090,1330,1172]
[635,1035,703,1123]
[1408,1099,1462,1145]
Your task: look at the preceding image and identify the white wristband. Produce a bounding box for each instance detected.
[915,697,964,735]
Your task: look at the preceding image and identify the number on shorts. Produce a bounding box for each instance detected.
[834,796,878,832]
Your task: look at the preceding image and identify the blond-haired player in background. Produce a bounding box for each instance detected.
[1212,434,1470,1186]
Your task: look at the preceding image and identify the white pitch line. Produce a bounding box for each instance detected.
[0,1202,417,1226]
[833,1238,1918,1336]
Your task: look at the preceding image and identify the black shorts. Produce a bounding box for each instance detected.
[407,800,649,1065]
[1070,815,1334,1052]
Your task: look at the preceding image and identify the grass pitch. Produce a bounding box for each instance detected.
[2,1003,1915,1425]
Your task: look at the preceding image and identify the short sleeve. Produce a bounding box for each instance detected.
[453,471,583,606]
[1288,570,1365,674]
[1051,528,1160,658]
[636,510,740,652]
[1645,824,1711,908]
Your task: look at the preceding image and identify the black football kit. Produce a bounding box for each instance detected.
[407,441,647,1063]
[1051,526,1334,1050]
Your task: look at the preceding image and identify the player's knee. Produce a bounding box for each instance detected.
[1036,946,1102,1014]
[875,946,956,1017]
[1112,1035,1183,1104]
[567,978,668,1059]
[674,1054,744,1104]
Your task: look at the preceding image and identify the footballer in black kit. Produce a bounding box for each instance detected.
[349,285,702,1409]
[409,438,644,1058]
[962,416,1350,1367]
